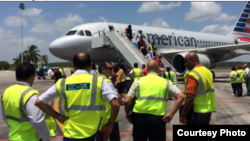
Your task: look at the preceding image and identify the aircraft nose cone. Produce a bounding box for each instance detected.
[49,38,65,58]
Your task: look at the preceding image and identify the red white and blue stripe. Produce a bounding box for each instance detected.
[231,2,250,42]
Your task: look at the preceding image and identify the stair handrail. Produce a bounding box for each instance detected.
[122,36,149,62]
[143,38,176,72]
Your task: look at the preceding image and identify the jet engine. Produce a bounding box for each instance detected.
[172,53,211,75]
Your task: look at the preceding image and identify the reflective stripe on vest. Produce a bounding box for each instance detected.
[2,85,41,141]
[136,77,169,102]
[189,70,215,95]
[2,88,32,122]
[184,66,216,113]
[132,68,142,79]
[60,76,105,112]
[133,74,171,116]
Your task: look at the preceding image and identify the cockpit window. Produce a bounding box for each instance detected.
[85,30,92,36]
[76,30,84,36]
[66,30,77,36]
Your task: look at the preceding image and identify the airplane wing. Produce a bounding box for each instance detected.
[160,43,250,55]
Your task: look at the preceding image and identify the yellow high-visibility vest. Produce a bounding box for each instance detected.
[99,77,118,129]
[165,71,176,84]
[132,68,142,79]
[59,68,66,77]
[184,66,216,113]
[56,73,106,139]
[229,71,237,83]
[236,69,245,83]
[133,73,171,116]
[1,84,57,140]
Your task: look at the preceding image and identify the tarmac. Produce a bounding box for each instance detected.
[0,69,250,141]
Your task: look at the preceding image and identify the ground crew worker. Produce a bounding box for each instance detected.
[0,63,50,141]
[149,43,157,56]
[129,63,142,82]
[90,63,99,75]
[236,64,244,97]
[124,60,185,141]
[230,67,237,96]
[71,67,75,75]
[98,61,121,141]
[35,52,120,141]
[165,67,176,85]
[243,64,250,96]
[59,65,66,78]
[180,52,216,125]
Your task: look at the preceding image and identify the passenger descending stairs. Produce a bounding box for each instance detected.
[143,39,178,85]
[106,31,148,69]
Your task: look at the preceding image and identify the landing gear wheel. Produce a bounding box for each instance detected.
[43,77,46,79]
[38,77,40,80]
[211,71,215,81]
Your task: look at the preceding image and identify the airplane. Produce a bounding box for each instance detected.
[49,2,250,78]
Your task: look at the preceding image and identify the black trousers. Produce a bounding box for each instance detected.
[236,83,243,96]
[97,122,121,141]
[63,134,96,141]
[132,113,166,141]
[186,112,212,125]
[231,83,237,94]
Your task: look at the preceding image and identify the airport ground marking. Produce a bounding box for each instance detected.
[54,98,64,131]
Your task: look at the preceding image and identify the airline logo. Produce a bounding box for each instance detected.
[232,2,250,42]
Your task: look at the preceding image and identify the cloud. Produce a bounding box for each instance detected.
[77,3,85,8]
[151,17,169,28]
[30,22,55,34]
[95,16,107,22]
[142,23,148,26]
[138,2,181,13]
[214,13,238,22]
[55,13,84,33]
[185,2,221,22]
[22,36,48,50]
[4,16,27,26]
[200,24,234,35]
[0,28,51,63]
[21,8,42,17]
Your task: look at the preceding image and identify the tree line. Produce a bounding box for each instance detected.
[12,44,49,68]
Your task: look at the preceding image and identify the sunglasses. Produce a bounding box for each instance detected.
[105,67,113,70]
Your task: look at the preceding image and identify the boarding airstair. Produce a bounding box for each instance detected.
[92,30,148,69]
[143,39,178,85]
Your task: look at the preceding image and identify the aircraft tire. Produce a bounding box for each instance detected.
[38,77,40,80]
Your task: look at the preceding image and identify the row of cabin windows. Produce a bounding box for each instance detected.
[66,30,92,36]
[196,40,233,45]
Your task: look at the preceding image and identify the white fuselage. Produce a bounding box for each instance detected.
[49,22,239,65]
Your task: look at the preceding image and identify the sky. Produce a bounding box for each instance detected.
[0,1,249,64]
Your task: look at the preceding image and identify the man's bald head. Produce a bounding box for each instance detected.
[243,64,247,69]
[184,52,200,70]
[147,60,159,73]
[73,52,91,70]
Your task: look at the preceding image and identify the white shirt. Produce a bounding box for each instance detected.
[244,68,250,77]
[127,72,181,98]
[39,69,117,104]
[47,69,53,77]
[145,53,153,60]
[98,74,118,96]
[136,34,142,42]
[90,70,98,76]
[0,81,50,141]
